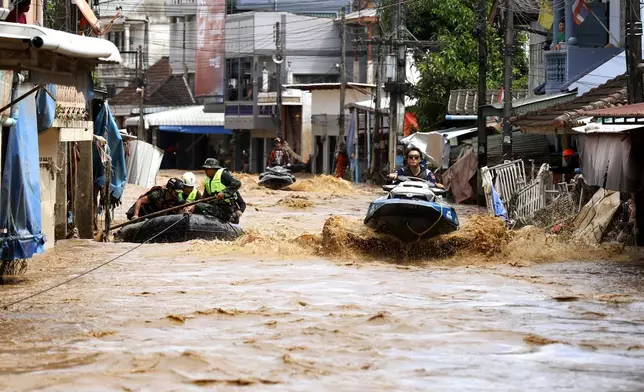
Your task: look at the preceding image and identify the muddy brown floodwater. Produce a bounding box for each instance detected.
[2,173,644,391]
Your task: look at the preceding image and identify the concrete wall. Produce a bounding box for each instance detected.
[310,89,373,115]
[301,91,312,161]
[38,129,59,251]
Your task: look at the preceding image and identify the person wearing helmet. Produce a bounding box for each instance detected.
[181,172,202,203]
[126,178,185,220]
[267,137,291,168]
[188,158,242,222]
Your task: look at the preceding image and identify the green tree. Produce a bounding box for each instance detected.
[385,0,528,129]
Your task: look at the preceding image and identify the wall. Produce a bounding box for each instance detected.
[310,89,373,115]
[170,18,197,74]
[38,129,59,251]
[301,91,312,160]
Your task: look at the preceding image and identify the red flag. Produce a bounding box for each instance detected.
[403,112,418,136]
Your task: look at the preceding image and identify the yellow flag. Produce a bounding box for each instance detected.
[538,0,554,29]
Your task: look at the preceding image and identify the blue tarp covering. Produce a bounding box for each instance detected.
[158,125,232,135]
[0,87,46,261]
[36,84,56,133]
[93,103,127,200]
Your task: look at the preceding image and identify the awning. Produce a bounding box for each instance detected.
[75,0,101,34]
[572,122,644,134]
[124,105,224,129]
[0,22,121,63]
[159,125,232,135]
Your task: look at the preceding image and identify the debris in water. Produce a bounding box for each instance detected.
[277,195,314,209]
[552,296,580,302]
[523,334,567,346]
[289,175,355,193]
[166,314,186,323]
[88,330,116,338]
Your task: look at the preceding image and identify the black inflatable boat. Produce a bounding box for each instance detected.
[115,214,244,243]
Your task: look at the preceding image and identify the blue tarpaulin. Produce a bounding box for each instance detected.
[158,125,232,135]
[93,103,127,200]
[36,84,56,133]
[0,86,46,261]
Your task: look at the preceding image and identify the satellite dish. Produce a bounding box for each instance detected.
[272,53,284,64]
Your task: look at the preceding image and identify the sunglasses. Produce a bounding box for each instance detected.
[407,155,421,160]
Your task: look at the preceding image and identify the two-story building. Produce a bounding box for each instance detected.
[97,0,172,98]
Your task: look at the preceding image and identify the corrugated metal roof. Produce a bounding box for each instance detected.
[572,123,644,134]
[124,106,224,128]
[448,89,529,115]
[439,127,477,140]
[346,97,417,112]
[484,91,577,115]
[584,102,644,118]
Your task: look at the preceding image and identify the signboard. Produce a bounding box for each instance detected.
[195,0,226,98]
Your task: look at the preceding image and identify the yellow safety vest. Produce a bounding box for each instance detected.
[204,168,231,203]
[186,188,199,203]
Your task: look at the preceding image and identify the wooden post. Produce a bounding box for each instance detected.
[54,141,67,241]
[74,141,93,239]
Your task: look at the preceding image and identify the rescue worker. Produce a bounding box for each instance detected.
[552,148,580,182]
[388,147,445,188]
[181,172,201,203]
[267,137,290,167]
[230,191,246,224]
[127,178,185,220]
[191,158,242,222]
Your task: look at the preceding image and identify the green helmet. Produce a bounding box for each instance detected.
[202,158,221,169]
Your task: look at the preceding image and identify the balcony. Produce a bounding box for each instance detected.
[545,46,622,95]
[165,0,197,17]
[97,51,139,85]
[224,89,303,130]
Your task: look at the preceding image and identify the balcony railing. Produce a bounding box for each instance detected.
[544,46,623,95]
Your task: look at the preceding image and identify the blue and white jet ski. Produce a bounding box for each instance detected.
[258,165,296,190]
[364,176,459,242]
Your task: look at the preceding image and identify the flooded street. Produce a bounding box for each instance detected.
[1,173,644,391]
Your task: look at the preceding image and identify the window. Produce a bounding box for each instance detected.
[293,74,340,84]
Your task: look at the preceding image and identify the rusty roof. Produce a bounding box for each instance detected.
[511,74,627,132]
[584,102,644,118]
[110,56,195,107]
[448,89,529,115]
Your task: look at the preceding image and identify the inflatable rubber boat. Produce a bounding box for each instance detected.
[115,214,244,243]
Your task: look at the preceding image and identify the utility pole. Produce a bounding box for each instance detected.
[371,43,382,175]
[137,45,145,140]
[625,0,643,104]
[477,0,488,173]
[274,21,283,139]
[502,0,514,161]
[338,7,347,147]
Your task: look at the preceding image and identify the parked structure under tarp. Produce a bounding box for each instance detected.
[0,86,46,260]
[93,103,127,201]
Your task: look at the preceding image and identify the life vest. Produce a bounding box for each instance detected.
[204,168,232,203]
[185,188,199,202]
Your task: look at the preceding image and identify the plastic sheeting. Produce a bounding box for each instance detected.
[578,134,640,193]
[0,86,46,260]
[36,84,56,133]
[93,102,127,200]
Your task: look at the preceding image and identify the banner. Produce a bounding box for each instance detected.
[195,0,226,97]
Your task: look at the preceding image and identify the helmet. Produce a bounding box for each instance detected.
[563,148,575,157]
[274,137,282,144]
[182,172,196,187]
[166,177,185,190]
[202,158,220,169]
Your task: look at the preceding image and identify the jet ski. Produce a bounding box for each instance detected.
[364,176,459,242]
[258,165,296,190]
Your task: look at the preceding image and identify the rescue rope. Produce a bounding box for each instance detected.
[2,214,190,310]
[404,194,446,241]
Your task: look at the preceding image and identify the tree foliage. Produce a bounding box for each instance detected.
[385,0,529,129]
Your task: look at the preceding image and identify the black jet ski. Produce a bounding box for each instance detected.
[115,214,243,243]
[258,165,296,190]
[364,176,459,242]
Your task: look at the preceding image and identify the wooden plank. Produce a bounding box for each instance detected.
[73,141,94,239]
[54,141,68,241]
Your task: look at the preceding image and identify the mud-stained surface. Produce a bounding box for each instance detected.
[2,171,644,391]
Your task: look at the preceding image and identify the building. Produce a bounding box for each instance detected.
[0,20,121,261]
[97,0,172,97]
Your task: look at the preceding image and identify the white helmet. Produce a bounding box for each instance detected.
[182,172,196,187]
